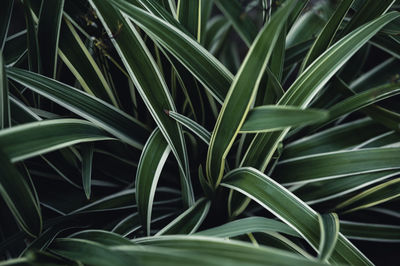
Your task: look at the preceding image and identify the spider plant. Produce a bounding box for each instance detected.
[1,0,399,265]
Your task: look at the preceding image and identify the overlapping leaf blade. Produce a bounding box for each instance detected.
[0,150,42,237]
[206,0,296,186]
[90,0,194,206]
[7,67,149,149]
[221,167,373,265]
[242,11,400,170]
[107,0,234,104]
[136,129,171,236]
[0,119,111,162]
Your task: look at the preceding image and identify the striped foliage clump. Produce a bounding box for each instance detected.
[1,0,400,265]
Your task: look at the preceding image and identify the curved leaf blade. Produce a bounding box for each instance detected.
[275,148,400,185]
[90,0,194,206]
[108,0,234,104]
[0,119,111,163]
[156,198,211,235]
[318,213,339,262]
[7,68,149,150]
[0,53,10,129]
[196,217,299,238]
[242,11,400,170]
[136,129,171,236]
[240,106,328,133]
[221,167,373,265]
[206,0,296,186]
[300,0,355,72]
[37,0,65,77]
[0,150,42,237]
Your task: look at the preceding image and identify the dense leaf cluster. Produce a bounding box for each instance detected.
[0,0,399,265]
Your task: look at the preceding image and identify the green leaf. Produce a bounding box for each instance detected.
[281,118,387,159]
[196,217,299,238]
[59,18,119,106]
[310,83,400,131]
[274,147,400,185]
[0,119,111,163]
[177,0,201,41]
[0,150,42,237]
[136,129,171,236]
[206,0,296,187]
[336,178,400,213]
[69,230,133,246]
[37,0,65,77]
[339,0,395,37]
[214,0,258,46]
[286,2,333,48]
[295,170,400,205]
[167,110,211,144]
[199,0,214,45]
[300,0,355,72]
[240,106,328,133]
[242,11,400,170]
[0,0,14,50]
[22,0,40,73]
[3,31,27,66]
[7,68,149,150]
[340,220,400,242]
[90,0,194,206]
[135,235,326,266]
[52,237,324,266]
[81,143,94,200]
[0,53,10,129]
[156,198,210,235]
[221,167,373,265]
[318,213,339,262]
[108,0,234,104]
[370,35,400,60]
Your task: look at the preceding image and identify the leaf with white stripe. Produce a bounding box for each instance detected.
[240,106,328,133]
[156,198,211,235]
[340,221,400,242]
[242,11,400,171]
[7,68,149,150]
[0,119,111,163]
[221,167,373,265]
[107,0,234,104]
[336,178,400,213]
[0,53,10,129]
[136,129,171,236]
[0,150,42,237]
[167,111,211,144]
[274,147,400,185]
[196,217,299,238]
[206,0,297,187]
[90,0,194,206]
[318,213,339,262]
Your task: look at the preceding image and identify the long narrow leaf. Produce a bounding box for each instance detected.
[318,213,339,262]
[0,53,10,128]
[274,147,400,185]
[37,0,64,77]
[0,119,111,163]
[221,167,373,265]
[136,129,171,236]
[7,68,149,150]
[156,198,210,235]
[206,0,296,186]
[108,0,234,104]
[240,106,328,133]
[90,0,194,206]
[242,12,400,170]
[0,0,14,50]
[0,150,42,237]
